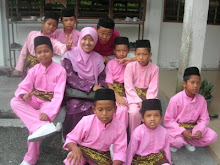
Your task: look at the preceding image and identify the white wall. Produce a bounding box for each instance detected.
[158,22,220,69]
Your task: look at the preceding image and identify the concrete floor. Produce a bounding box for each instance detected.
[0,70,219,165]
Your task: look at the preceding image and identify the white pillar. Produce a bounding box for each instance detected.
[0,0,10,67]
[144,0,163,64]
[176,0,209,92]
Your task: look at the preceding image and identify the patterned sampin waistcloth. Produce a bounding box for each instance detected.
[79,145,112,165]
[132,150,169,165]
[113,81,126,97]
[34,90,54,101]
[135,88,147,100]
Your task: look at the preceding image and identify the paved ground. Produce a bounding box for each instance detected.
[0,76,218,165]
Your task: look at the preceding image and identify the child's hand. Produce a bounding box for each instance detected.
[182,130,193,139]
[66,34,73,50]
[22,91,35,101]
[39,113,50,121]
[67,147,83,165]
[116,95,127,106]
[117,57,132,66]
[93,85,102,91]
[192,130,202,139]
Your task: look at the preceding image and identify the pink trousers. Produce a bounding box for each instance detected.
[128,103,142,135]
[115,100,128,128]
[10,97,50,164]
[169,127,218,148]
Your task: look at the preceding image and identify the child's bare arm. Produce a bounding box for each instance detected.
[113,160,123,165]
[66,143,83,165]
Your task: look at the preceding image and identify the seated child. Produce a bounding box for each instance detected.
[10,36,67,165]
[164,67,218,152]
[124,40,159,135]
[15,12,69,77]
[94,17,120,63]
[61,27,107,139]
[63,88,127,165]
[106,36,130,127]
[54,7,80,47]
[126,99,171,165]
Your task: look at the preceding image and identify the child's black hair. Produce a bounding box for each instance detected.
[113,37,130,49]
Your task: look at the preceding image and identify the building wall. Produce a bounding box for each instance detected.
[0,0,220,69]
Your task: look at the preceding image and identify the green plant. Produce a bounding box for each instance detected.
[199,79,214,100]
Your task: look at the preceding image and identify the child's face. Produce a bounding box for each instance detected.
[93,100,116,124]
[135,48,152,66]
[61,16,76,30]
[183,75,201,98]
[114,44,129,59]
[80,34,96,53]
[142,110,162,130]
[35,44,53,67]
[42,19,58,34]
[97,26,113,44]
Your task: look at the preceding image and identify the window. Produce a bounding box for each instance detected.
[164,0,220,25]
[7,0,146,21]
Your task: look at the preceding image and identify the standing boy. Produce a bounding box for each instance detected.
[94,17,120,63]
[126,99,171,165]
[63,88,127,165]
[11,36,66,165]
[124,40,159,134]
[164,67,217,152]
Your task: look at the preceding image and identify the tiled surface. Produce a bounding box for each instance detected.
[159,69,220,163]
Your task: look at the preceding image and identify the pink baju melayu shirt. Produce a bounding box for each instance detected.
[164,90,216,137]
[106,58,125,84]
[63,114,127,162]
[15,31,67,72]
[126,124,171,165]
[93,28,120,56]
[124,61,159,104]
[15,61,66,121]
[53,28,80,46]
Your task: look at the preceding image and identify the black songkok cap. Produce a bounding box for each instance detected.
[135,40,151,49]
[140,99,162,113]
[34,36,53,51]
[44,12,59,23]
[114,37,129,46]
[183,67,200,78]
[61,7,75,17]
[98,17,115,29]
[94,88,116,102]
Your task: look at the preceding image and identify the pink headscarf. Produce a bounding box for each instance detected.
[61,27,105,85]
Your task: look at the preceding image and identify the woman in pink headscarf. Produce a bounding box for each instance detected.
[61,27,107,139]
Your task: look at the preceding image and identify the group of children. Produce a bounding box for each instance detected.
[10,7,217,165]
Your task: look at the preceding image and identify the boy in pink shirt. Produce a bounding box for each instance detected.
[53,7,80,47]
[94,17,120,63]
[10,36,67,165]
[124,40,159,135]
[126,99,171,165]
[63,88,127,165]
[106,36,130,127]
[15,12,69,77]
[164,67,217,152]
